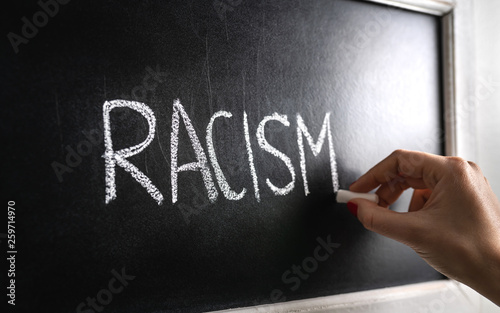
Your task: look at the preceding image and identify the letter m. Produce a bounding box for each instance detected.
[297,113,339,195]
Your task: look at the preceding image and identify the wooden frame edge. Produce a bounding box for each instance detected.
[442,12,456,156]
[211,281,480,312]
[364,0,454,16]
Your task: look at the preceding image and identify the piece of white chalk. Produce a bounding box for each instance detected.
[336,189,379,204]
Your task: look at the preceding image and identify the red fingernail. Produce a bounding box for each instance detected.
[347,202,358,218]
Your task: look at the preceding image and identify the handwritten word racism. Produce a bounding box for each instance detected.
[103,99,339,205]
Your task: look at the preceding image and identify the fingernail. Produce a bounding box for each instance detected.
[347,201,358,218]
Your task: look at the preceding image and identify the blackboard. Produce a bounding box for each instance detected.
[2,0,444,312]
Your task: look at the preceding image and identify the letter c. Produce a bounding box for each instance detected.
[206,111,247,200]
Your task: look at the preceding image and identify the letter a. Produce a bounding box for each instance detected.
[171,99,218,203]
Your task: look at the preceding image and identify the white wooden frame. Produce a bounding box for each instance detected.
[367,0,453,15]
[214,281,481,313]
[210,0,486,312]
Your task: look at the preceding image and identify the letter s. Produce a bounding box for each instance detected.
[256,113,296,196]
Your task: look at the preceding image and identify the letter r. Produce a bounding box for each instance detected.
[103,100,164,205]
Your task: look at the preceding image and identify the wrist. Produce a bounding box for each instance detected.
[489,243,500,305]
[474,236,500,306]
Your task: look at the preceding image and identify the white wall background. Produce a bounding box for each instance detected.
[472,0,500,312]
[475,0,500,193]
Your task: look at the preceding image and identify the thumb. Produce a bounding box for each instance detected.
[348,199,421,245]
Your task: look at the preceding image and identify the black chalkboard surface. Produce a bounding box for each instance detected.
[2,0,444,312]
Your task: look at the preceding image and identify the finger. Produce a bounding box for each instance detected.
[403,177,429,190]
[408,189,432,212]
[375,178,409,208]
[374,177,429,207]
[350,149,446,193]
[349,198,422,246]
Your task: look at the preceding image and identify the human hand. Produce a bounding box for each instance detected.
[348,149,500,306]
